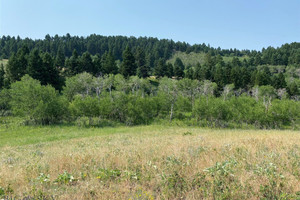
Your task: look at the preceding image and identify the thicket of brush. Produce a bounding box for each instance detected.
[1,73,299,129]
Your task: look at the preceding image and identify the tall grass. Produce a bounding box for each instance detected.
[0,119,299,199]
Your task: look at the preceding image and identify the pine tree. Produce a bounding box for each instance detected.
[204,53,215,67]
[135,47,149,78]
[240,67,251,89]
[254,70,271,86]
[154,58,166,77]
[273,72,287,89]
[27,48,43,81]
[93,53,102,75]
[173,57,184,78]
[135,47,146,67]
[242,58,249,67]
[55,46,65,69]
[231,67,242,89]
[0,64,4,89]
[231,57,241,67]
[102,51,118,75]
[80,51,95,74]
[166,63,174,78]
[214,64,224,89]
[201,65,210,81]
[254,54,262,65]
[65,49,79,76]
[215,55,225,66]
[6,45,29,82]
[287,82,299,96]
[41,52,61,90]
[146,53,154,69]
[193,63,202,80]
[137,65,149,78]
[223,64,232,85]
[185,65,194,79]
[120,46,137,77]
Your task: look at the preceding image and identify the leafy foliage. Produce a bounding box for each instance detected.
[9,75,67,124]
[3,73,299,128]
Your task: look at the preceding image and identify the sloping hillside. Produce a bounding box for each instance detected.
[167,51,249,66]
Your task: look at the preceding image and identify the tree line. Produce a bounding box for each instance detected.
[1,44,299,97]
[0,73,299,129]
[1,34,300,64]
[0,34,299,129]
[0,34,247,60]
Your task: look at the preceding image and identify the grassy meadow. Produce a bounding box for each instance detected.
[0,118,299,199]
[167,51,249,67]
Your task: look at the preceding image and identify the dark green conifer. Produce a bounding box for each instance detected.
[120,46,137,77]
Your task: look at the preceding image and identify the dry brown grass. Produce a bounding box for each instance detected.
[0,126,299,199]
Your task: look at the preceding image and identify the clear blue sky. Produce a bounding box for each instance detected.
[0,0,299,50]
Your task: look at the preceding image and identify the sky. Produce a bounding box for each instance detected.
[0,0,299,50]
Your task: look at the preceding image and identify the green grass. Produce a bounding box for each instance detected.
[167,51,249,67]
[0,117,171,147]
[1,117,299,199]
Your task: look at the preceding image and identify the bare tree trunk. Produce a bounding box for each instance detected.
[169,103,174,122]
[109,85,112,99]
[96,87,100,98]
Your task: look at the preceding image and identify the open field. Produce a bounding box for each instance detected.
[167,51,249,67]
[0,118,299,199]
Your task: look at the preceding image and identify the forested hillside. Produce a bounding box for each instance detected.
[0,34,300,129]
[0,34,299,95]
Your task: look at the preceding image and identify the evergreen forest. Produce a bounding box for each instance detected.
[0,34,299,129]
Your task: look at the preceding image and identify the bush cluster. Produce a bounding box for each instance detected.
[1,73,299,128]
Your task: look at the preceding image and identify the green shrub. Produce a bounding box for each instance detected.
[10,75,67,124]
[126,96,158,125]
[204,159,241,199]
[0,187,4,196]
[193,97,232,127]
[183,131,192,136]
[162,171,187,198]
[96,168,122,182]
[55,171,77,185]
[0,88,11,116]
[36,173,50,185]
[70,96,100,118]
[0,184,13,197]
[75,117,116,127]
